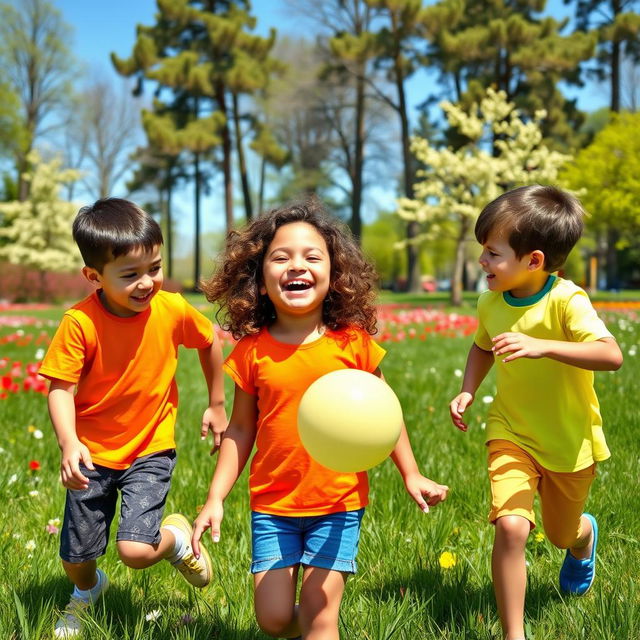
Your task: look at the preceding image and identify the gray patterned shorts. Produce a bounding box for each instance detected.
[60,450,177,563]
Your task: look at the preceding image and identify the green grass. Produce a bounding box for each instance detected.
[1,303,638,639]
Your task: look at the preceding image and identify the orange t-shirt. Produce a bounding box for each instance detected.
[39,290,213,469]
[224,326,386,516]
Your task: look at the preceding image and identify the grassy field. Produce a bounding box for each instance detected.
[1,300,638,639]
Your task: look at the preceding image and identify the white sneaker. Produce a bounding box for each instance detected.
[54,569,109,638]
[162,513,212,588]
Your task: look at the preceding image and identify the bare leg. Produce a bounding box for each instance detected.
[62,559,99,591]
[254,566,300,638]
[568,515,593,560]
[492,516,530,640]
[116,527,176,569]
[298,567,347,640]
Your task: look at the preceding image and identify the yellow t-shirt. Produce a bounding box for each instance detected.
[224,326,386,516]
[39,290,213,469]
[474,276,613,472]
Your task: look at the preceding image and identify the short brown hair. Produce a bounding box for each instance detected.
[475,185,585,272]
[73,198,163,272]
[201,198,378,339]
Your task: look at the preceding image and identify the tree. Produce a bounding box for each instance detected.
[561,111,640,287]
[421,0,597,150]
[0,0,75,200]
[567,0,640,113]
[398,88,571,306]
[0,151,80,297]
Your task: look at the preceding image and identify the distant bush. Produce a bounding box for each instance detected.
[0,262,183,303]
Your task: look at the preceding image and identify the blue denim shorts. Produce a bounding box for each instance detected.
[250,508,365,574]
[60,450,176,563]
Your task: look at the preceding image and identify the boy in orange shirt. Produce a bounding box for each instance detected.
[39,198,227,638]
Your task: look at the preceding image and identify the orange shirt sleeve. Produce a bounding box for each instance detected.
[39,313,90,383]
[180,297,214,348]
[223,335,257,395]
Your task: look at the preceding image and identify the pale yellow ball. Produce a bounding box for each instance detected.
[297,369,403,473]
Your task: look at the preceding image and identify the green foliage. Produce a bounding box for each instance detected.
[561,111,640,241]
[0,151,80,272]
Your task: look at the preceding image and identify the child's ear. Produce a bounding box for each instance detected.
[527,250,545,271]
[259,284,267,296]
[82,266,102,288]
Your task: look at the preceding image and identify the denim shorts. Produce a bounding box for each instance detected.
[250,508,365,574]
[60,450,177,563]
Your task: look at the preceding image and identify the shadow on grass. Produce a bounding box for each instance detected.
[15,576,262,640]
[361,564,564,636]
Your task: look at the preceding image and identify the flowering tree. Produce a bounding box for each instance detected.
[397,88,570,306]
[0,151,81,296]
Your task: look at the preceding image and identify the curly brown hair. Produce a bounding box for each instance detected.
[201,199,379,339]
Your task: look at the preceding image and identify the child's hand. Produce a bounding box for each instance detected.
[192,499,224,559]
[60,440,94,490]
[492,332,546,362]
[201,405,228,455]
[404,472,449,513]
[449,392,474,431]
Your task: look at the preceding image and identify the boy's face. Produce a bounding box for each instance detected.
[261,222,331,319]
[83,245,163,317]
[478,230,544,298]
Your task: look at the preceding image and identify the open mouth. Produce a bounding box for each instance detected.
[132,291,153,302]
[283,280,312,292]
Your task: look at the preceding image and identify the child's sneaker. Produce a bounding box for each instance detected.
[162,513,212,588]
[54,569,109,638]
[559,513,598,595]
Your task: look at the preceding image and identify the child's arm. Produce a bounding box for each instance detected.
[198,332,228,455]
[449,343,495,432]
[376,369,448,513]
[491,333,623,370]
[191,385,257,557]
[390,423,449,513]
[47,379,95,490]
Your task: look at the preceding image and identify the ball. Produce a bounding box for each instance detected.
[297,369,403,473]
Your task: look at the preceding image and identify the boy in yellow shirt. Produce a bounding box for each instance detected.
[39,198,227,637]
[449,185,623,640]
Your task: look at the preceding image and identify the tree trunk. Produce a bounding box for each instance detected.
[606,225,619,290]
[611,35,620,112]
[232,92,253,221]
[194,151,201,291]
[165,173,174,279]
[258,155,266,216]
[350,65,365,243]
[215,80,234,231]
[450,216,470,307]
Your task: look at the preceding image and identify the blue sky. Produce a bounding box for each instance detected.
[48,0,608,241]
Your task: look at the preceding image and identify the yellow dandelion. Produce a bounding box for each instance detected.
[439,551,457,569]
[27,425,36,433]
[534,531,545,543]
[452,527,460,536]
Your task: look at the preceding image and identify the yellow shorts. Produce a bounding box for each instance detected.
[487,439,596,549]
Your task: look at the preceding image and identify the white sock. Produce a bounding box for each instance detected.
[71,570,104,603]
[163,524,188,562]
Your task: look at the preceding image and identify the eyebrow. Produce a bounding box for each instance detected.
[267,246,326,257]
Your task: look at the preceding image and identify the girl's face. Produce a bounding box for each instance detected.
[261,222,331,319]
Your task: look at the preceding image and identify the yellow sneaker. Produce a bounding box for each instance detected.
[162,513,212,588]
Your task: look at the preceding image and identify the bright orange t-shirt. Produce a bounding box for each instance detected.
[224,326,386,516]
[39,290,213,469]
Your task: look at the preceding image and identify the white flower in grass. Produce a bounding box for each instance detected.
[480,422,486,430]
[0,447,5,454]
[25,539,36,552]
[29,490,39,497]
[628,347,636,356]
[145,610,162,622]
[35,348,45,360]
[454,369,462,378]
[33,429,44,440]
[482,395,493,404]
[8,473,17,485]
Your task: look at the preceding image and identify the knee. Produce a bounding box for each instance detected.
[256,613,292,638]
[495,515,531,549]
[117,540,155,568]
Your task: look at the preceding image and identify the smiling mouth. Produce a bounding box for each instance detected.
[284,280,312,291]
[132,291,153,302]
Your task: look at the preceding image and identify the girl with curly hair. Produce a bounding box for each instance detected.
[192,199,447,640]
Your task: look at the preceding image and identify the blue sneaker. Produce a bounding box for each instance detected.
[559,513,598,595]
